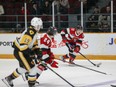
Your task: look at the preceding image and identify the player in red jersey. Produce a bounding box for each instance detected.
[23,26,59,83]
[60,25,84,64]
[23,26,58,85]
[37,26,58,68]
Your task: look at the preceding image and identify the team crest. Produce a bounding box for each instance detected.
[29,30,34,35]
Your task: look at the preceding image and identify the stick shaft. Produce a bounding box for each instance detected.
[57,58,107,75]
[72,62,107,75]
[47,66,75,87]
[79,52,96,66]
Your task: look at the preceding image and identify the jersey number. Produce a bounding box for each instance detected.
[44,38,50,45]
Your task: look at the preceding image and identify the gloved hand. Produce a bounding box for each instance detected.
[61,34,68,43]
[66,42,73,52]
[50,61,58,68]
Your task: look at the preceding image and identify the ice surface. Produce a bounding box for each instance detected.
[0,59,116,87]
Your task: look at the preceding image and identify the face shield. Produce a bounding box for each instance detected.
[34,24,43,32]
[47,26,58,36]
[76,25,83,35]
[76,29,83,35]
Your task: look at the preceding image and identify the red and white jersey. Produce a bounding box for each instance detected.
[38,33,55,62]
[61,28,84,45]
[39,33,52,49]
[61,28,77,40]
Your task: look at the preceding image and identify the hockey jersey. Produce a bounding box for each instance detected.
[13,26,39,53]
[38,33,55,64]
[61,27,84,46]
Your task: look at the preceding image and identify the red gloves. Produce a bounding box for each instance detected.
[50,61,58,68]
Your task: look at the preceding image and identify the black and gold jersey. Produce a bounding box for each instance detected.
[13,26,39,52]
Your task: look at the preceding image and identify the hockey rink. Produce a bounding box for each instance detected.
[0,59,116,87]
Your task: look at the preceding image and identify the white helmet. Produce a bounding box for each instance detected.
[31,17,43,31]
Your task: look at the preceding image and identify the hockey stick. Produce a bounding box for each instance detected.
[36,58,75,87]
[46,65,75,87]
[79,52,102,67]
[66,43,101,67]
[56,58,109,75]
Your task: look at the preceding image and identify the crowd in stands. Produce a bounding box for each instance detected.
[0,0,116,33]
[86,0,116,32]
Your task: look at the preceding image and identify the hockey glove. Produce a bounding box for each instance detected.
[66,42,73,52]
[50,61,58,68]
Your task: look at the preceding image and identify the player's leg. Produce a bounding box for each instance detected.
[69,46,80,64]
[60,54,69,62]
[59,43,73,62]
[2,50,27,87]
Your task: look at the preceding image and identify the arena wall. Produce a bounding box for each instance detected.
[0,33,116,60]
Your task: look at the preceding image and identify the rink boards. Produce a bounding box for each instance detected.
[0,33,116,60]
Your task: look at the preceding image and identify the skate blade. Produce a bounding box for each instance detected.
[2,79,11,87]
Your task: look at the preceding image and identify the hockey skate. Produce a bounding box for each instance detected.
[2,77,14,87]
[28,81,36,87]
[29,85,35,87]
[22,72,28,81]
[69,57,75,64]
[69,60,75,64]
[59,56,66,62]
[22,72,39,86]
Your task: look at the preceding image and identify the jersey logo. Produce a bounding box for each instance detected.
[29,30,34,35]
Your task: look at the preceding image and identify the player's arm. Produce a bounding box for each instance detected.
[14,28,37,54]
[60,29,68,40]
[76,33,85,46]
[39,48,58,68]
[32,39,41,55]
[14,34,32,53]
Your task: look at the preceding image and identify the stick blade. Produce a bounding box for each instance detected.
[96,62,102,67]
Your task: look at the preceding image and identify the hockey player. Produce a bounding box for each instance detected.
[35,26,58,80]
[38,26,58,68]
[2,17,43,87]
[60,25,84,64]
[23,26,58,83]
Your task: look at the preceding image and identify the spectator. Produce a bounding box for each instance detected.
[30,0,43,10]
[98,6,111,32]
[0,3,5,28]
[0,3,4,15]
[100,5,111,14]
[59,0,70,14]
[42,0,52,15]
[86,6,100,32]
[30,3,42,15]
[83,0,88,13]
[73,0,81,14]
[19,5,30,29]
[54,0,60,14]
[20,5,30,15]
[98,15,110,32]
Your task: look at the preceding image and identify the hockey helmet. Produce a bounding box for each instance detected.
[76,25,83,35]
[47,26,57,35]
[76,25,83,30]
[31,17,43,31]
